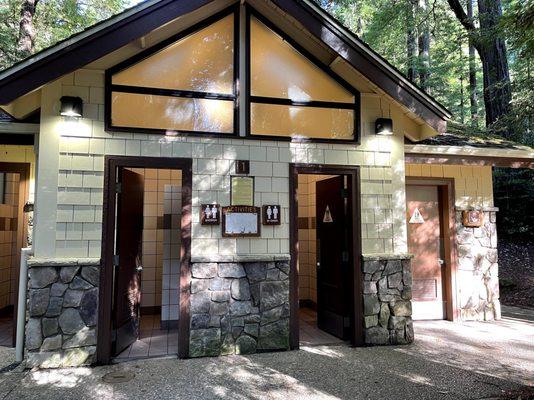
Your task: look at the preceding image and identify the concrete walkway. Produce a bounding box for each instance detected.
[0,306,532,400]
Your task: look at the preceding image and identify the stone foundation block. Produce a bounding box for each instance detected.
[361,256,414,345]
[25,260,100,368]
[189,260,290,357]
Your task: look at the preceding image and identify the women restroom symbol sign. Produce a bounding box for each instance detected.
[262,205,281,225]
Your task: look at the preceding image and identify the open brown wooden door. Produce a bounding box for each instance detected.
[406,185,446,320]
[316,176,350,339]
[112,168,144,355]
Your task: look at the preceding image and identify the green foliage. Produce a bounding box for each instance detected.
[0,0,130,70]
[321,0,487,126]
[493,167,534,238]
[0,0,24,67]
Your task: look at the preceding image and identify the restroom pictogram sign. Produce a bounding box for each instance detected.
[262,205,281,225]
[323,205,333,223]
[409,207,425,224]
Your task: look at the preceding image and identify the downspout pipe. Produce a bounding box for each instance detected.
[16,247,33,363]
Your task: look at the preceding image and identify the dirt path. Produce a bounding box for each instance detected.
[498,238,534,309]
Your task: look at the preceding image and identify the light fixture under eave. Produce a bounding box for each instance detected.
[375,118,393,135]
[60,96,83,117]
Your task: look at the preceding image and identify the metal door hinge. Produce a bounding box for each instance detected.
[113,254,120,266]
[115,183,122,193]
[341,188,348,198]
[342,251,349,262]
[344,317,350,328]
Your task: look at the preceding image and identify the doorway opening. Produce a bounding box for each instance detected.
[0,163,30,348]
[98,157,192,364]
[289,165,363,349]
[406,178,457,321]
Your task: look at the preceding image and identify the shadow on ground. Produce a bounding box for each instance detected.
[0,306,532,400]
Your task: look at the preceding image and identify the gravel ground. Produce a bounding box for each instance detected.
[498,238,534,308]
[0,306,532,400]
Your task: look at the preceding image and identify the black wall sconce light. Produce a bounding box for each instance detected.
[375,118,393,135]
[60,96,83,117]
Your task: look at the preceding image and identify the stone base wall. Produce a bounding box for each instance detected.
[456,209,501,321]
[362,255,414,345]
[25,258,100,368]
[189,260,290,357]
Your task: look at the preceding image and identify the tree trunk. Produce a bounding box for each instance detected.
[17,0,38,58]
[418,0,430,92]
[406,0,417,81]
[477,0,512,130]
[467,0,479,126]
[447,0,512,135]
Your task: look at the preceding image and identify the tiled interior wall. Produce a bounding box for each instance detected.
[162,184,181,322]
[126,168,181,322]
[405,164,494,208]
[0,145,35,201]
[47,67,411,259]
[297,175,334,304]
[0,173,19,310]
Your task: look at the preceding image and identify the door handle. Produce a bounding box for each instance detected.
[437,259,444,266]
[136,265,143,272]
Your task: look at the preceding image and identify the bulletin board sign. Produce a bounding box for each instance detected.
[262,205,281,225]
[201,204,220,225]
[231,176,254,206]
[462,210,484,227]
[222,206,261,237]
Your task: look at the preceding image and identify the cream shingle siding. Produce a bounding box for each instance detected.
[33,69,420,258]
[406,164,494,208]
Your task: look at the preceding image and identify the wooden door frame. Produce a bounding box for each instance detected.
[405,177,459,321]
[289,164,363,349]
[97,156,192,364]
[0,162,30,347]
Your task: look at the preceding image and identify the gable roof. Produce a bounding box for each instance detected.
[0,0,451,132]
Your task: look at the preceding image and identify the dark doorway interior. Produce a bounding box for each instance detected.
[296,173,353,345]
[111,166,183,360]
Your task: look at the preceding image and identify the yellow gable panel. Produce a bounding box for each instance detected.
[250,16,354,103]
[112,14,234,95]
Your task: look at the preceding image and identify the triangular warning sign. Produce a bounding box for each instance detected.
[323,205,333,223]
[409,208,425,224]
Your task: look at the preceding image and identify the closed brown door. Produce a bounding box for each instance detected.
[316,176,350,339]
[406,185,446,320]
[113,168,144,355]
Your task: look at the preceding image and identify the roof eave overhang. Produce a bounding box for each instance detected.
[405,144,534,169]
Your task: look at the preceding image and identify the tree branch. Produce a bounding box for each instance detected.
[447,0,481,52]
[447,0,476,32]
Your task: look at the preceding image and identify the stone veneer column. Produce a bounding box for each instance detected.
[25,258,100,368]
[188,256,290,357]
[456,208,501,321]
[361,254,414,345]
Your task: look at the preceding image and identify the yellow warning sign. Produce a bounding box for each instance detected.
[409,207,424,224]
[323,205,333,223]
